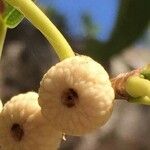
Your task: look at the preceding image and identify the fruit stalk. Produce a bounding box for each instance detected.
[4,0,75,60]
[111,68,141,100]
[111,68,150,105]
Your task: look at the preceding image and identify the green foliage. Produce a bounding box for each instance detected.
[2,3,24,28]
[104,0,150,56]
[3,4,23,28]
[84,0,150,61]
[81,13,99,38]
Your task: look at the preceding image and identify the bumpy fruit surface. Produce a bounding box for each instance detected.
[0,92,62,150]
[39,55,115,136]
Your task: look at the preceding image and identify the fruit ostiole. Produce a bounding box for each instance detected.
[0,92,62,150]
[38,55,115,135]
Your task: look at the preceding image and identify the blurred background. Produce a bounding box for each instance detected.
[0,0,150,149]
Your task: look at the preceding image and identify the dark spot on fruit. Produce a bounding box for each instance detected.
[61,88,78,108]
[11,123,24,142]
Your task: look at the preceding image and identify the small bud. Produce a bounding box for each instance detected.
[0,92,62,150]
[39,55,115,136]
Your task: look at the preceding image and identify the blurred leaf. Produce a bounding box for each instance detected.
[2,3,24,28]
[103,0,150,57]
[81,13,99,38]
[84,0,150,61]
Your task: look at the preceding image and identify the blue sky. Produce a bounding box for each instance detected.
[39,0,119,41]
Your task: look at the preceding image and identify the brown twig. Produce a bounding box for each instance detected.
[0,0,5,14]
[111,68,141,100]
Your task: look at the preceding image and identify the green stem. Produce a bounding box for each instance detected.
[5,0,75,60]
[0,17,7,59]
[125,76,150,98]
[129,96,150,105]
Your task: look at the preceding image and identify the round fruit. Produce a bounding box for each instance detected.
[0,92,62,150]
[39,55,115,136]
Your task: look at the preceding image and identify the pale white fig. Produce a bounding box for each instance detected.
[0,92,62,150]
[0,99,3,112]
[39,55,115,136]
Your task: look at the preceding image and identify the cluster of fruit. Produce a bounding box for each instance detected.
[0,55,114,150]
